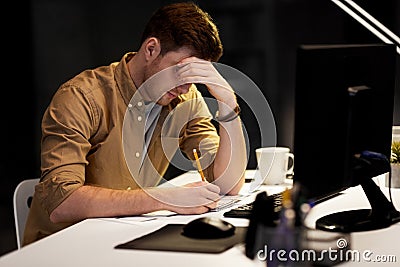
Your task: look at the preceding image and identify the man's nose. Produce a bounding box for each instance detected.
[176,84,190,94]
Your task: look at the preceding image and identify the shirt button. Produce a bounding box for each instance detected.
[128,104,133,108]
[138,116,143,122]
[135,152,140,158]
[138,101,143,107]
[127,186,131,190]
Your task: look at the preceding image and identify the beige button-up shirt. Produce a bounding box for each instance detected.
[23,52,220,246]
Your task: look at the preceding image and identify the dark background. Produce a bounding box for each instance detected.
[1,0,399,256]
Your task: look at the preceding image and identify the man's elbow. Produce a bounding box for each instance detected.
[221,176,245,196]
[228,183,245,195]
[49,199,77,223]
[49,206,64,223]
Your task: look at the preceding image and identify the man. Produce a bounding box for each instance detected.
[24,2,246,246]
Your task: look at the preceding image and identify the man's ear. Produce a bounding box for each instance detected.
[143,37,161,62]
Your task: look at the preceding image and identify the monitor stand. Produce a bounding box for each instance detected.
[316,177,400,232]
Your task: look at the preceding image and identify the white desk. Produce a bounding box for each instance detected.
[1,171,399,267]
[302,175,400,267]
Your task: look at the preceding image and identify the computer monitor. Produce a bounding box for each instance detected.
[293,43,400,232]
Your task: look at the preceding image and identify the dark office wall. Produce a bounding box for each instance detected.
[0,0,36,256]
[29,0,400,169]
[1,0,399,256]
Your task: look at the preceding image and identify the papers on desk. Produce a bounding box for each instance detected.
[98,210,178,226]
[116,210,177,224]
[101,195,247,226]
[142,210,177,217]
[102,172,258,225]
[210,195,245,212]
[120,195,247,220]
[98,217,159,226]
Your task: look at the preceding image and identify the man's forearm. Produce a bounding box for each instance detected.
[49,182,220,223]
[49,185,163,223]
[213,116,247,195]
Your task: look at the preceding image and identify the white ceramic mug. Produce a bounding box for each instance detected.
[393,125,400,142]
[256,147,294,185]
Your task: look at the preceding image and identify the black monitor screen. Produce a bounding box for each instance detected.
[293,43,396,202]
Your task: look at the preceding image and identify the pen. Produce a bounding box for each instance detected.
[193,148,206,181]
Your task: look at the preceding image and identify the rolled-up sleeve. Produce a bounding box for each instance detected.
[38,84,98,215]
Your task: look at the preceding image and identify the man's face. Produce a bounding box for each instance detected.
[145,47,194,106]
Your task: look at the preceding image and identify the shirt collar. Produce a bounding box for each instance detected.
[115,52,138,107]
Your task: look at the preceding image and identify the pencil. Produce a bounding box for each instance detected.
[193,148,206,181]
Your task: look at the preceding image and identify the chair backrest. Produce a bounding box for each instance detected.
[13,178,40,249]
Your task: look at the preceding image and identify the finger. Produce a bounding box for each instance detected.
[178,75,232,92]
[185,181,213,188]
[186,181,206,187]
[172,205,209,215]
[201,189,221,203]
[205,183,221,194]
[177,62,213,78]
[176,65,233,93]
[205,200,218,210]
[179,57,207,64]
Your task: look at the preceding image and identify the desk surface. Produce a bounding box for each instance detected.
[1,171,399,267]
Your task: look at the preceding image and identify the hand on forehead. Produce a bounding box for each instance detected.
[139,59,230,102]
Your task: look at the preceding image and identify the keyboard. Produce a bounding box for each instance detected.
[223,192,283,219]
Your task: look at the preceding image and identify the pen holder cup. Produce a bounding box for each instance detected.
[386,164,400,188]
